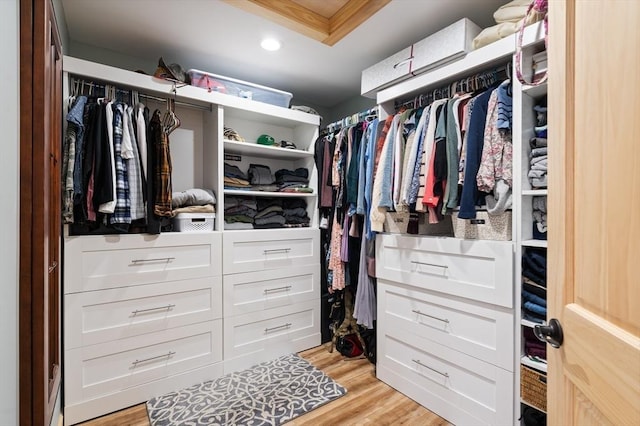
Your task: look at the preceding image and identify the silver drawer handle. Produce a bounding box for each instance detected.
[131,257,175,264]
[410,260,448,269]
[264,285,292,294]
[412,359,449,378]
[264,323,292,334]
[412,309,449,324]
[393,56,414,69]
[132,351,176,366]
[132,304,176,315]
[263,248,291,254]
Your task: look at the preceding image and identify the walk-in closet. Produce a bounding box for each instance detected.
[4,1,639,426]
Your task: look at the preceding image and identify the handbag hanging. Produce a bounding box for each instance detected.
[515,0,549,86]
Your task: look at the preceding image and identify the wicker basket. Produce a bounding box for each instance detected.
[521,365,547,412]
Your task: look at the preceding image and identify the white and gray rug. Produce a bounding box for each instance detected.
[146,353,347,425]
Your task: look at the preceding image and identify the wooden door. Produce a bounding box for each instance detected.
[20,0,63,424]
[548,1,640,425]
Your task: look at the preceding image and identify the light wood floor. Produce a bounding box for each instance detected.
[77,344,451,426]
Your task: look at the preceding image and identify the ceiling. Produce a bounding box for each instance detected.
[59,0,506,108]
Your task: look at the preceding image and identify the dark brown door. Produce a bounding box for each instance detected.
[20,0,63,424]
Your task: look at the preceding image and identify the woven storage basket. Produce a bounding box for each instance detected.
[521,365,547,412]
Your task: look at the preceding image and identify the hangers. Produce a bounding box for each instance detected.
[162,97,181,134]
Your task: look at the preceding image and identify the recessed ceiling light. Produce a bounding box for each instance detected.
[260,38,281,51]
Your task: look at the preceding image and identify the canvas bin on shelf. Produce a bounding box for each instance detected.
[452,210,512,240]
[187,69,293,108]
[173,213,215,232]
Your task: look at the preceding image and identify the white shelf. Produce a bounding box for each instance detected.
[224,140,313,160]
[63,56,320,127]
[521,356,548,373]
[521,318,545,328]
[520,399,547,414]
[224,190,315,198]
[522,239,548,248]
[522,83,548,98]
[377,22,546,104]
[522,189,548,196]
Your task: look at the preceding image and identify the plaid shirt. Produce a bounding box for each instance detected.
[109,104,131,226]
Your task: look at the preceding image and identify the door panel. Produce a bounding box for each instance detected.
[548,1,640,425]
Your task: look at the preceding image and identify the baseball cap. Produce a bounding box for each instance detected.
[257,134,275,146]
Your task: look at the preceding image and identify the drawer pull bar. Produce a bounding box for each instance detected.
[263,248,291,254]
[412,359,449,378]
[410,260,448,269]
[132,351,176,366]
[412,309,449,324]
[132,304,176,315]
[393,56,414,69]
[264,286,292,294]
[131,257,175,264]
[264,323,292,334]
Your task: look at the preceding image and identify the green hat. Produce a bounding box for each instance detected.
[257,134,275,146]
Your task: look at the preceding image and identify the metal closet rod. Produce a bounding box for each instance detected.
[70,76,211,111]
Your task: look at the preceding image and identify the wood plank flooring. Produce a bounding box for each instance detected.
[76,344,451,426]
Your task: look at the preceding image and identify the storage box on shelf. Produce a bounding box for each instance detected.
[362,18,482,97]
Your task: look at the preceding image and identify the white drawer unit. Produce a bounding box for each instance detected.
[64,232,222,293]
[377,326,513,426]
[378,280,514,371]
[65,277,222,349]
[222,228,319,274]
[376,234,514,308]
[223,265,319,316]
[65,320,222,404]
[223,299,320,372]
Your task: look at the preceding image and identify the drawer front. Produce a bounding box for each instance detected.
[65,320,222,404]
[223,228,319,274]
[377,327,513,426]
[379,280,514,370]
[224,265,319,316]
[376,234,513,307]
[65,277,222,349]
[64,232,222,293]
[223,299,320,360]
[361,46,414,96]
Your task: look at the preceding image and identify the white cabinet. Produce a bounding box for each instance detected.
[372,22,548,426]
[61,57,322,424]
[63,232,224,425]
[376,234,514,425]
[221,229,321,373]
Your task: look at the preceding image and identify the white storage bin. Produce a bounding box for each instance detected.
[187,69,293,108]
[361,18,481,97]
[173,213,215,232]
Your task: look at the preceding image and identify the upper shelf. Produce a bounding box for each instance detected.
[376,22,546,104]
[63,56,320,127]
[224,140,314,160]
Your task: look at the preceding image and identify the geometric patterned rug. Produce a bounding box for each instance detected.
[146,353,347,425]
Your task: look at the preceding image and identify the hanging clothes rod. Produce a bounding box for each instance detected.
[324,106,378,133]
[394,63,511,111]
[70,77,212,111]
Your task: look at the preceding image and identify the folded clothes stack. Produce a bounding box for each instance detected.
[224,162,250,189]
[522,248,547,324]
[224,196,257,229]
[248,163,278,192]
[275,167,313,193]
[528,100,548,188]
[532,196,547,240]
[171,188,216,217]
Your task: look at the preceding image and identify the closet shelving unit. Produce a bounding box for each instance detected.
[372,22,547,426]
[513,39,549,420]
[61,57,322,425]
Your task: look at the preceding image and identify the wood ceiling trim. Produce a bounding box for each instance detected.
[325,0,390,46]
[223,0,391,46]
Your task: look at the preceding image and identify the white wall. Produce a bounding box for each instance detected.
[0,0,20,425]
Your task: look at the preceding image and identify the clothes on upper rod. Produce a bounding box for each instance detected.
[63,92,178,234]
